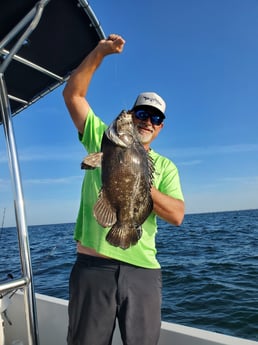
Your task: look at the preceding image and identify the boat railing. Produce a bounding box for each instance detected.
[0,1,105,344]
[0,3,51,344]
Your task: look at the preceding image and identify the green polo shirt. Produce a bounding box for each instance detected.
[73,108,184,268]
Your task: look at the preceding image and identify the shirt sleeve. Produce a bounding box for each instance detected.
[79,108,108,153]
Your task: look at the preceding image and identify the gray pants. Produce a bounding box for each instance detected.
[67,253,162,345]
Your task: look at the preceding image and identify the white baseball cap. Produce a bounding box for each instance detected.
[132,92,166,118]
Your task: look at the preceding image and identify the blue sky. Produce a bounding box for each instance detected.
[1,0,258,227]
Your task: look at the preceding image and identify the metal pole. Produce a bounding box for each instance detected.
[0,74,40,345]
[0,2,52,343]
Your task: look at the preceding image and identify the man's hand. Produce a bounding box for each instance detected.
[151,187,185,226]
[97,34,125,57]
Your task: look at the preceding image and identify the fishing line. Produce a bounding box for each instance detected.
[113,56,129,111]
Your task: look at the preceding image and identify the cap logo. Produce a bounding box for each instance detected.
[142,95,163,107]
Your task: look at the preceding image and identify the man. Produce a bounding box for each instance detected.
[63,34,184,345]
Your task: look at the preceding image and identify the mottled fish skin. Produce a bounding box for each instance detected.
[82,110,154,249]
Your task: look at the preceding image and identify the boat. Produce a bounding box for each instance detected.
[1,291,257,345]
[1,1,257,344]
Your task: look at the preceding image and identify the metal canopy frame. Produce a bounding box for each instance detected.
[0,1,105,344]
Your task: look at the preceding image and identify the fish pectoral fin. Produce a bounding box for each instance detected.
[94,190,117,227]
[106,225,142,250]
[81,152,103,170]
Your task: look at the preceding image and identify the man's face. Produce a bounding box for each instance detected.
[132,108,164,145]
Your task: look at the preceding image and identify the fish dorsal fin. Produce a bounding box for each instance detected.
[94,189,117,227]
[147,152,155,187]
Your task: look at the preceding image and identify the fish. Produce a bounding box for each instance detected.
[81,110,154,249]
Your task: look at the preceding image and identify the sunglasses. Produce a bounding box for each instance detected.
[134,109,164,126]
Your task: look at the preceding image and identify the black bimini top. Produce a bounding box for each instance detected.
[0,0,105,117]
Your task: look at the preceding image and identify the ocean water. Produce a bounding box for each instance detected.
[0,209,258,341]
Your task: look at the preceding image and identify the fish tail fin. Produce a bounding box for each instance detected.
[106,224,142,250]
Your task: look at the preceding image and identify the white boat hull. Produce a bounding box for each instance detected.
[3,292,258,345]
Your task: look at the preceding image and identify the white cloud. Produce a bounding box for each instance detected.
[24,175,82,185]
[0,145,85,164]
[166,143,258,158]
[178,160,202,166]
[219,176,258,185]
[185,188,258,215]
[2,143,258,165]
